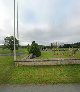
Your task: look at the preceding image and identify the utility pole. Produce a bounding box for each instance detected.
[14,0,16,61]
[17,0,19,40]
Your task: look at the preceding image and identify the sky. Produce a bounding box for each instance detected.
[0,0,80,45]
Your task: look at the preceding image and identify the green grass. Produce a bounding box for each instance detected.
[9,65,80,84]
[0,48,29,60]
[0,48,80,84]
[0,56,14,84]
[0,48,80,59]
[0,56,80,84]
[37,50,80,59]
[0,48,11,54]
[0,48,28,54]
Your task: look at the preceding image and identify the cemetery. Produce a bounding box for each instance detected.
[0,0,80,86]
[14,43,80,66]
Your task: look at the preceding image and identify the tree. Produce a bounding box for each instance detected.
[4,36,19,52]
[51,43,53,49]
[29,41,41,57]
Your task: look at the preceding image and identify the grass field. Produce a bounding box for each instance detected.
[0,48,80,59]
[0,55,80,84]
[0,48,80,84]
[0,48,28,54]
[37,50,80,59]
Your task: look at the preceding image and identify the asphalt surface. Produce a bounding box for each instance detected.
[0,84,80,92]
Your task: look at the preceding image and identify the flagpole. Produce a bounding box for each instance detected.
[14,0,16,61]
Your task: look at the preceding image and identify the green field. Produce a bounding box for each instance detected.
[0,56,80,84]
[38,51,80,59]
[0,48,80,59]
[0,48,28,54]
[0,48,80,84]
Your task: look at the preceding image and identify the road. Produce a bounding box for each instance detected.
[0,84,80,92]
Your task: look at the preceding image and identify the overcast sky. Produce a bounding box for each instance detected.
[0,0,80,45]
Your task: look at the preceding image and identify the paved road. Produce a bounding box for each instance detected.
[0,84,80,92]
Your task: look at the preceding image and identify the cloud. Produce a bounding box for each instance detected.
[0,0,14,38]
[0,0,80,45]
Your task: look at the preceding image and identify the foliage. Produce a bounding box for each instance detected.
[29,41,41,57]
[62,44,72,48]
[59,42,80,48]
[4,36,19,52]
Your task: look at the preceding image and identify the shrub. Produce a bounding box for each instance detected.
[29,41,41,57]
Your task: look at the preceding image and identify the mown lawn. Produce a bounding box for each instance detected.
[0,56,80,84]
[0,48,80,59]
[0,48,28,54]
[37,50,80,59]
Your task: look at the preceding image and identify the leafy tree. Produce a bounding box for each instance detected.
[4,36,19,52]
[29,41,41,57]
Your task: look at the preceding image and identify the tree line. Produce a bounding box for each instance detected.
[59,42,80,48]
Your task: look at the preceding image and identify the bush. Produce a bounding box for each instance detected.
[29,41,41,57]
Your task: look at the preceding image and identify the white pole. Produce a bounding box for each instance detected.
[17,0,19,40]
[14,0,16,61]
